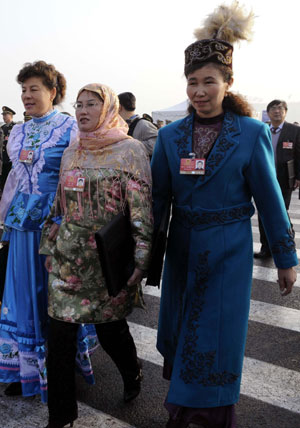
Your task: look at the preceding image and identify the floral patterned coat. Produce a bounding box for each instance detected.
[40,138,153,324]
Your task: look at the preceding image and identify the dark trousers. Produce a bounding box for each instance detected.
[0,244,8,303]
[258,187,293,251]
[47,317,139,425]
[0,162,11,195]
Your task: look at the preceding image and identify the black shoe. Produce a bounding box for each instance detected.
[123,366,143,403]
[4,382,22,396]
[44,422,74,428]
[166,417,189,428]
[254,248,271,259]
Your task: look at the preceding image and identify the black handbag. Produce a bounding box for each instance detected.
[146,199,171,288]
[286,159,295,189]
[95,206,135,297]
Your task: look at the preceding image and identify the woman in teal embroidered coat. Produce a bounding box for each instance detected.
[152,5,298,428]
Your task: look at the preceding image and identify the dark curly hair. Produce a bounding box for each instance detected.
[185,62,252,118]
[17,60,66,105]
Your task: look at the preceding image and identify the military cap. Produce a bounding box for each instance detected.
[2,106,16,115]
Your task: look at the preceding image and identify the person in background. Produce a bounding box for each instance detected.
[118,91,158,157]
[0,127,3,183]
[0,106,16,195]
[23,111,32,122]
[150,4,297,428]
[156,120,165,129]
[254,99,300,258]
[0,61,96,401]
[40,83,153,428]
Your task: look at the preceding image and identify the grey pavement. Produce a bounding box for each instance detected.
[0,383,135,428]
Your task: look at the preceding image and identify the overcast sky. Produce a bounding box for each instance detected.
[1,0,300,122]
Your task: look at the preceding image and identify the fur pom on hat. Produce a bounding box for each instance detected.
[184,2,254,74]
[194,1,254,44]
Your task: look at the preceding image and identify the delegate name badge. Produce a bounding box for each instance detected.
[283,141,293,149]
[180,158,206,175]
[64,175,85,192]
[19,149,34,164]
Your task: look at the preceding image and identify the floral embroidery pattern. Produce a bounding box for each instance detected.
[271,229,296,255]
[200,112,236,180]
[7,197,54,226]
[180,251,239,386]
[173,203,254,229]
[174,115,193,158]
[193,124,220,159]
[174,112,238,183]
[25,119,60,150]
[0,343,19,359]
[6,113,76,197]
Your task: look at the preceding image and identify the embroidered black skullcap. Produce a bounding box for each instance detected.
[184,39,233,75]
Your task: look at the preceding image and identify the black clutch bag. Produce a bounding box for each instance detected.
[146,199,171,288]
[95,207,135,297]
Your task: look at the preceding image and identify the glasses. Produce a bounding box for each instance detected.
[269,106,286,112]
[73,101,101,110]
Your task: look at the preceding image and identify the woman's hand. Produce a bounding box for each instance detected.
[45,256,52,273]
[127,268,144,286]
[277,267,297,296]
[48,223,60,241]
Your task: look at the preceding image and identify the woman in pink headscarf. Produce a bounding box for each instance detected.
[39,83,153,428]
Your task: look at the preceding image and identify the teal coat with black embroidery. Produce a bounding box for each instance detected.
[151,112,298,408]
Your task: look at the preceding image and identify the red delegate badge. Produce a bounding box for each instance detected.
[19,149,34,163]
[283,142,293,149]
[180,158,205,175]
[64,175,85,192]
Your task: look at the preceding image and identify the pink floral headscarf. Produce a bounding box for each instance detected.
[77,83,131,149]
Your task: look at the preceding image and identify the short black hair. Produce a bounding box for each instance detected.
[118,92,136,111]
[267,99,288,112]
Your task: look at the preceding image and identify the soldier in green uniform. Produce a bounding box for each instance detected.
[0,106,16,194]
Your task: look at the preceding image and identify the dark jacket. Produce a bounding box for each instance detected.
[275,121,300,190]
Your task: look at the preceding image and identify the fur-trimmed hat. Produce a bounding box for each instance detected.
[184,1,254,75]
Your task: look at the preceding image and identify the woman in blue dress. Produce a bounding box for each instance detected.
[0,61,96,402]
[151,4,298,428]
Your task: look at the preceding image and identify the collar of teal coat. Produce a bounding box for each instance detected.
[173,111,241,187]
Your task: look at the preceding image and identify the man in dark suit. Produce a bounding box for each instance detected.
[254,99,300,258]
[0,106,16,194]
